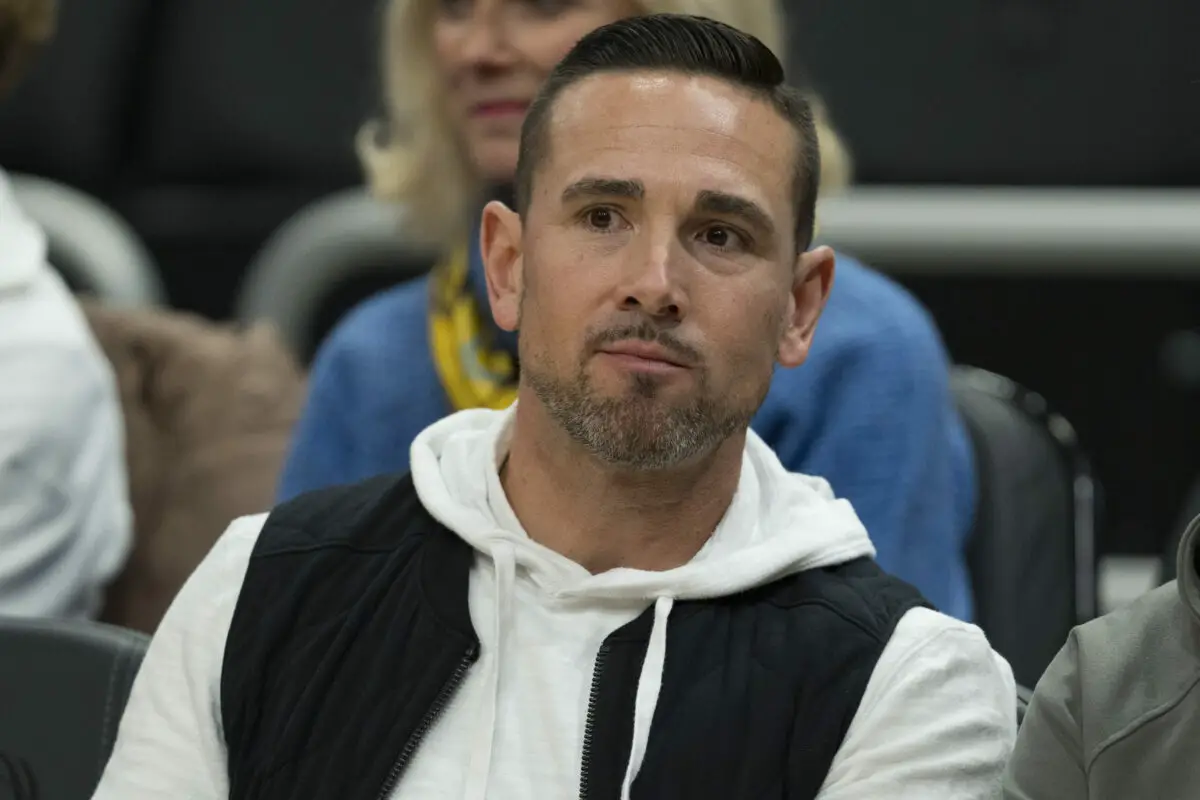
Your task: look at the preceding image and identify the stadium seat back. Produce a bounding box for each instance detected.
[9,173,164,307]
[953,365,1099,688]
[0,617,148,799]
[238,189,438,361]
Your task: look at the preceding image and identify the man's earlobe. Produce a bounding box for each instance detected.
[480,200,524,332]
[777,246,835,369]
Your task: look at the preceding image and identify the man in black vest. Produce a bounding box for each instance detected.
[94,13,1016,800]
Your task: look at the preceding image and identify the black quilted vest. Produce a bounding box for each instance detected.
[221,473,929,799]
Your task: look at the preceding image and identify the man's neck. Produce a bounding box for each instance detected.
[500,398,745,574]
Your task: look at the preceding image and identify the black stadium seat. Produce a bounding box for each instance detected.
[0,617,148,800]
[9,173,164,306]
[237,188,435,362]
[952,366,1099,688]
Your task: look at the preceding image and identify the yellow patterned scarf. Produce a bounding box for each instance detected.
[428,244,519,410]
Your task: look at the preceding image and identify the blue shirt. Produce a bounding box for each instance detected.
[279,249,976,621]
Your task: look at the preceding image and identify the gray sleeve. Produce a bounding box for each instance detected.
[1001,634,1089,799]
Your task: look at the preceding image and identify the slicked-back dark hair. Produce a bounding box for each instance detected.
[514,13,821,252]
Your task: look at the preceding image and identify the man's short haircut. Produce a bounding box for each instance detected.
[515,13,821,252]
[0,0,55,95]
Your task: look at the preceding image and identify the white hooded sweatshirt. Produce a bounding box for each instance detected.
[0,168,131,618]
[93,407,1016,799]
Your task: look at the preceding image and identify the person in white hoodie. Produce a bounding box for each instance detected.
[92,14,1015,800]
[0,0,132,618]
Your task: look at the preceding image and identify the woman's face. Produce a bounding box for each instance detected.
[433,0,640,185]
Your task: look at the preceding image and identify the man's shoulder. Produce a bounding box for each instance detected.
[318,276,432,365]
[762,557,931,642]
[813,252,947,362]
[762,253,955,421]
[257,472,428,557]
[1068,582,1200,742]
[1073,581,1197,669]
[3,262,109,371]
[731,562,986,721]
[0,265,119,436]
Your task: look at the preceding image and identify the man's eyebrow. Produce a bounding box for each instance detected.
[695,190,776,239]
[561,177,645,204]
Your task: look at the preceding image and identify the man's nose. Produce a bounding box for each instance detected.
[617,240,689,323]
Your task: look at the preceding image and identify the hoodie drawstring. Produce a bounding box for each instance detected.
[619,595,674,800]
[463,541,516,800]
[461,551,675,800]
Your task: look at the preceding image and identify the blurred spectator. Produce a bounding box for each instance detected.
[1002,512,1200,798]
[82,303,307,633]
[279,0,976,620]
[0,0,132,618]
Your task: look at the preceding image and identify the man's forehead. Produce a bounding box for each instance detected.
[541,71,794,203]
[550,71,787,150]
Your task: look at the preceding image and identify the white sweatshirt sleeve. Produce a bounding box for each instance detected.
[91,513,265,800]
[817,607,1018,800]
[0,267,131,619]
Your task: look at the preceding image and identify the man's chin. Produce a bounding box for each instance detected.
[588,371,688,402]
[591,387,683,411]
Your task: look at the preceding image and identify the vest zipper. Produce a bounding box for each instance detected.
[375,644,479,799]
[577,643,611,800]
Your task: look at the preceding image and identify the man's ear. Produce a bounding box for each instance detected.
[480,200,523,332]
[777,245,835,369]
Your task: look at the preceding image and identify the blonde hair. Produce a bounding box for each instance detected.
[0,0,55,94]
[359,0,852,248]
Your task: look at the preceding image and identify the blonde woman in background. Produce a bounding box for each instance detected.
[279,0,977,622]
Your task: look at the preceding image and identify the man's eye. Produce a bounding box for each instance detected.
[700,225,746,251]
[705,227,729,247]
[583,207,622,231]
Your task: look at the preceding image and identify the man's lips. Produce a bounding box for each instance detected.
[597,340,692,369]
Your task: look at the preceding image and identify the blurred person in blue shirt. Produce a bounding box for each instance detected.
[279,0,976,621]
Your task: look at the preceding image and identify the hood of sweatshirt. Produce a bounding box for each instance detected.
[0,168,45,294]
[410,406,876,799]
